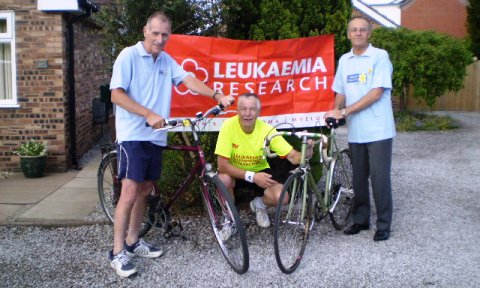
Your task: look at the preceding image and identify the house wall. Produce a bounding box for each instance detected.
[401,0,468,38]
[0,0,110,172]
[72,20,111,158]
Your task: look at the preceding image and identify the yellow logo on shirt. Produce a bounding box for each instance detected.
[359,73,367,84]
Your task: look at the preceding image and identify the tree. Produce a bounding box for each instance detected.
[222,0,352,57]
[221,0,262,39]
[93,0,205,65]
[467,0,480,59]
[371,27,474,110]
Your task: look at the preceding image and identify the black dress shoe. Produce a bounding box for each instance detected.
[373,229,390,241]
[344,223,369,235]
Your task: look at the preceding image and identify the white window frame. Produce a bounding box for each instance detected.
[0,11,18,108]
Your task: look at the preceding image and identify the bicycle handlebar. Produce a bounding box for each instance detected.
[150,104,235,134]
[263,131,328,158]
[325,117,346,129]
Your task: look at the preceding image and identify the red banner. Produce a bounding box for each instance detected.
[165,34,335,130]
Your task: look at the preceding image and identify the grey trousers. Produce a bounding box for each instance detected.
[349,138,393,231]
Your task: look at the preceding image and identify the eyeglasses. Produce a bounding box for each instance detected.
[349,28,369,33]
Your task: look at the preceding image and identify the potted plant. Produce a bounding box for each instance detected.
[14,139,47,178]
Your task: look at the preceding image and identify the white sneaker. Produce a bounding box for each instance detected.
[250,199,270,228]
[109,250,137,278]
[125,239,163,258]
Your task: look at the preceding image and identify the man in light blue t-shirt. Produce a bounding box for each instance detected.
[326,16,395,242]
[108,11,234,278]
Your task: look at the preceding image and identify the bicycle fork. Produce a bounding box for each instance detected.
[285,170,316,231]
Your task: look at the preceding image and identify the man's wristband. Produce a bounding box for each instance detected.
[245,171,255,183]
[212,90,223,99]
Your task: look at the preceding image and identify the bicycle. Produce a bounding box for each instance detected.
[97,105,249,274]
[263,118,354,274]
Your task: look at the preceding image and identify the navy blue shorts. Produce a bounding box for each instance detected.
[117,141,163,183]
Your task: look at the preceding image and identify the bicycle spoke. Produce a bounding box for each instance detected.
[329,150,354,229]
[97,151,118,223]
[274,172,311,274]
[201,174,249,274]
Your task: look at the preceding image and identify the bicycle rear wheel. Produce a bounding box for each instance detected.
[329,149,354,230]
[273,171,313,274]
[97,150,119,223]
[201,173,249,274]
[97,149,154,237]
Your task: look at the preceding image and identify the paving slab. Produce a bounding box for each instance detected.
[61,177,98,189]
[76,164,98,178]
[0,172,76,204]
[0,172,77,187]
[0,204,25,223]
[15,187,99,223]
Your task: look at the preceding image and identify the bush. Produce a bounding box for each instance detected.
[14,139,47,157]
[394,111,458,132]
[371,28,474,110]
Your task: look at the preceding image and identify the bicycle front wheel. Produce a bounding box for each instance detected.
[273,171,313,274]
[97,150,119,223]
[201,173,249,274]
[329,149,354,230]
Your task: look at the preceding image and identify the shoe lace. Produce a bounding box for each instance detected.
[134,239,154,255]
[116,251,131,266]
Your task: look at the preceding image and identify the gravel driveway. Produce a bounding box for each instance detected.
[1,112,479,288]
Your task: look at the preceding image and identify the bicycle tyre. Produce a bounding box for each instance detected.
[329,149,354,230]
[97,149,154,237]
[201,173,249,274]
[273,171,313,274]
[97,150,119,224]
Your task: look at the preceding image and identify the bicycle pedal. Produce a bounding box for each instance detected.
[163,219,184,239]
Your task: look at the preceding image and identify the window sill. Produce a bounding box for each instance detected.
[0,104,20,108]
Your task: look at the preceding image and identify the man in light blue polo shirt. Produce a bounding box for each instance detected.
[326,16,395,241]
[108,11,234,278]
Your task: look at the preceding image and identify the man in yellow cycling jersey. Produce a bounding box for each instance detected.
[215,92,311,228]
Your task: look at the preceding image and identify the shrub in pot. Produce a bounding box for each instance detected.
[14,139,47,178]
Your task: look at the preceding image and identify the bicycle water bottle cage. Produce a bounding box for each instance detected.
[325,117,346,129]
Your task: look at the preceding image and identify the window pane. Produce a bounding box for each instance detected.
[0,43,12,100]
[0,19,6,33]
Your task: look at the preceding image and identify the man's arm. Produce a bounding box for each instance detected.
[217,156,278,189]
[327,88,383,120]
[285,143,314,165]
[341,87,384,117]
[182,75,233,107]
[286,149,301,165]
[111,88,164,129]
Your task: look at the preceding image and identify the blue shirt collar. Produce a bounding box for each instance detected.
[347,43,373,58]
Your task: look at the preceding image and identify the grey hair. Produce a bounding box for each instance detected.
[238,93,261,110]
[146,11,171,28]
[347,16,373,31]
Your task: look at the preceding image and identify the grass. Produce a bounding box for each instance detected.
[394,111,459,132]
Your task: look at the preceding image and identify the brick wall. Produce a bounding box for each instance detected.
[401,0,467,38]
[0,0,110,172]
[72,21,111,158]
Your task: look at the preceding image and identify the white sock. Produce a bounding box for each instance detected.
[255,196,267,209]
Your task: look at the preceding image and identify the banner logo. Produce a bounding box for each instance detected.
[166,34,335,130]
